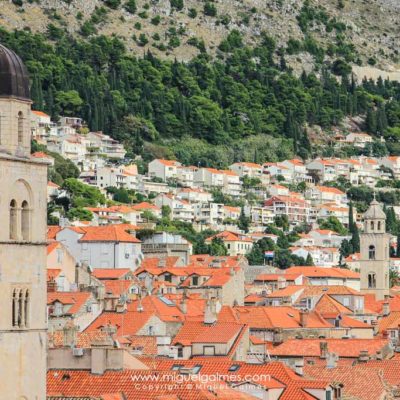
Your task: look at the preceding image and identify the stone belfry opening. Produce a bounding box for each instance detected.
[0,43,47,399]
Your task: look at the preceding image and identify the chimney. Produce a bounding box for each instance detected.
[204,298,217,325]
[382,302,390,317]
[299,310,309,328]
[180,298,187,314]
[359,350,369,362]
[277,276,286,289]
[294,359,304,376]
[326,352,338,369]
[273,328,283,344]
[47,279,57,293]
[115,301,127,313]
[320,341,328,359]
[63,321,78,348]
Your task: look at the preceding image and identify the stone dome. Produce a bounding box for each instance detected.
[364,199,386,220]
[0,43,30,100]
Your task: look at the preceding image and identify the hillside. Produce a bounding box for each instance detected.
[1,0,400,73]
[1,0,400,168]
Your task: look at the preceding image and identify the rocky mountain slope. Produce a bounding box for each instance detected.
[1,0,399,74]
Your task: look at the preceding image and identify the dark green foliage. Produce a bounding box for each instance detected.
[62,178,106,208]
[209,237,228,256]
[237,207,250,233]
[103,0,120,9]
[170,0,183,11]
[3,26,400,162]
[67,207,93,221]
[318,216,347,235]
[124,0,137,14]
[204,2,217,17]
[188,8,197,18]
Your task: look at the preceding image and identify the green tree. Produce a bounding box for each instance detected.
[318,216,347,235]
[124,0,136,13]
[209,237,228,256]
[56,90,83,116]
[67,207,93,221]
[170,0,183,11]
[204,2,217,16]
[238,207,251,233]
[161,205,172,219]
[305,253,314,266]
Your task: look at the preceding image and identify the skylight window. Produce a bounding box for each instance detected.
[158,296,175,306]
[228,364,240,372]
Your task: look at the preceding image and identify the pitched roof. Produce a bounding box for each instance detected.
[205,231,253,243]
[271,338,389,358]
[72,225,141,243]
[284,267,359,279]
[92,269,132,280]
[229,306,332,329]
[154,159,180,166]
[47,292,92,315]
[315,186,345,195]
[305,360,400,400]
[172,320,244,346]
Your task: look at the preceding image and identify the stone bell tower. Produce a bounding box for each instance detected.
[360,198,390,300]
[0,43,48,399]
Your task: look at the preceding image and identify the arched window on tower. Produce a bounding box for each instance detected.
[18,290,23,327]
[368,273,377,288]
[21,200,30,241]
[17,111,23,144]
[378,221,381,231]
[12,289,17,327]
[369,245,376,260]
[371,221,374,231]
[24,289,29,327]
[9,199,17,240]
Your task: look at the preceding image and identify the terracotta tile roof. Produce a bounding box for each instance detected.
[103,280,136,297]
[127,296,185,323]
[48,330,111,348]
[132,202,160,212]
[271,338,389,358]
[84,311,153,336]
[223,205,240,213]
[48,226,62,240]
[140,257,181,269]
[173,320,244,346]
[265,195,307,206]
[266,286,304,298]
[378,311,400,333]
[230,306,332,329]
[48,181,60,188]
[254,273,302,282]
[205,231,253,243]
[47,241,60,255]
[313,295,353,317]
[74,226,141,243]
[340,315,372,328]
[305,360,400,400]
[123,335,158,355]
[155,159,180,166]
[32,151,54,159]
[48,292,92,315]
[47,268,62,281]
[315,186,345,195]
[32,110,50,117]
[284,267,360,279]
[154,360,331,400]
[232,162,262,168]
[92,269,132,280]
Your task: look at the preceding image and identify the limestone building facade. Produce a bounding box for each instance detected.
[0,44,48,399]
[360,199,390,300]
